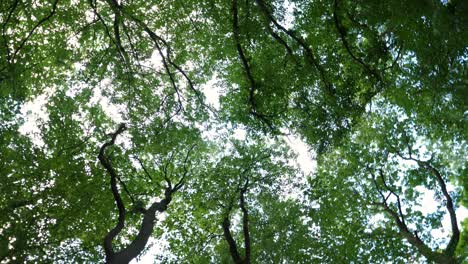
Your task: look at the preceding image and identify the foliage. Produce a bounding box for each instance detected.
[0,0,466,263]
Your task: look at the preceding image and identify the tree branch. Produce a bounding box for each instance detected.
[370,166,455,263]
[232,0,274,130]
[12,0,59,61]
[135,156,153,182]
[110,187,173,264]
[239,180,251,264]
[255,0,333,95]
[1,0,19,62]
[98,123,127,260]
[173,144,197,192]
[332,0,382,85]
[415,160,459,256]
[378,169,407,228]
[393,148,459,256]
[222,207,243,264]
[99,124,182,263]
[123,13,183,114]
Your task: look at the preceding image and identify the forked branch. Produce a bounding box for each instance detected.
[99,124,186,264]
[221,178,251,264]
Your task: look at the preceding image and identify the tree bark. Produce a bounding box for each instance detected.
[106,196,171,264]
[222,217,243,264]
[99,124,176,264]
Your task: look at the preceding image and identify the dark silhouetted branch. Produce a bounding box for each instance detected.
[239,180,251,264]
[98,123,127,260]
[222,207,243,264]
[395,151,460,257]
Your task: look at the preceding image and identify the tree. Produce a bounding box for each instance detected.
[98,123,197,263]
[1,0,466,263]
[162,136,315,263]
[310,102,465,263]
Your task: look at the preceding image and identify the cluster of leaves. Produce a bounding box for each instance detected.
[0,0,466,263]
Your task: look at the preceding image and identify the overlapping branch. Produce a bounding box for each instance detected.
[89,0,128,67]
[222,209,243,264]
[89,0,212,118]
[370,168,435,256]
[1,0,19,62]
[222,192,251,264]
[239,179,251,263]
[332,0,403,96]
[1,0,58,75]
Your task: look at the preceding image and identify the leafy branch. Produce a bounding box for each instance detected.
[394,149,460,257]
[255,0,333,95]
[232,0,274,130]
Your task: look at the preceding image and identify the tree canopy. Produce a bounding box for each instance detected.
[0,0,467,263]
